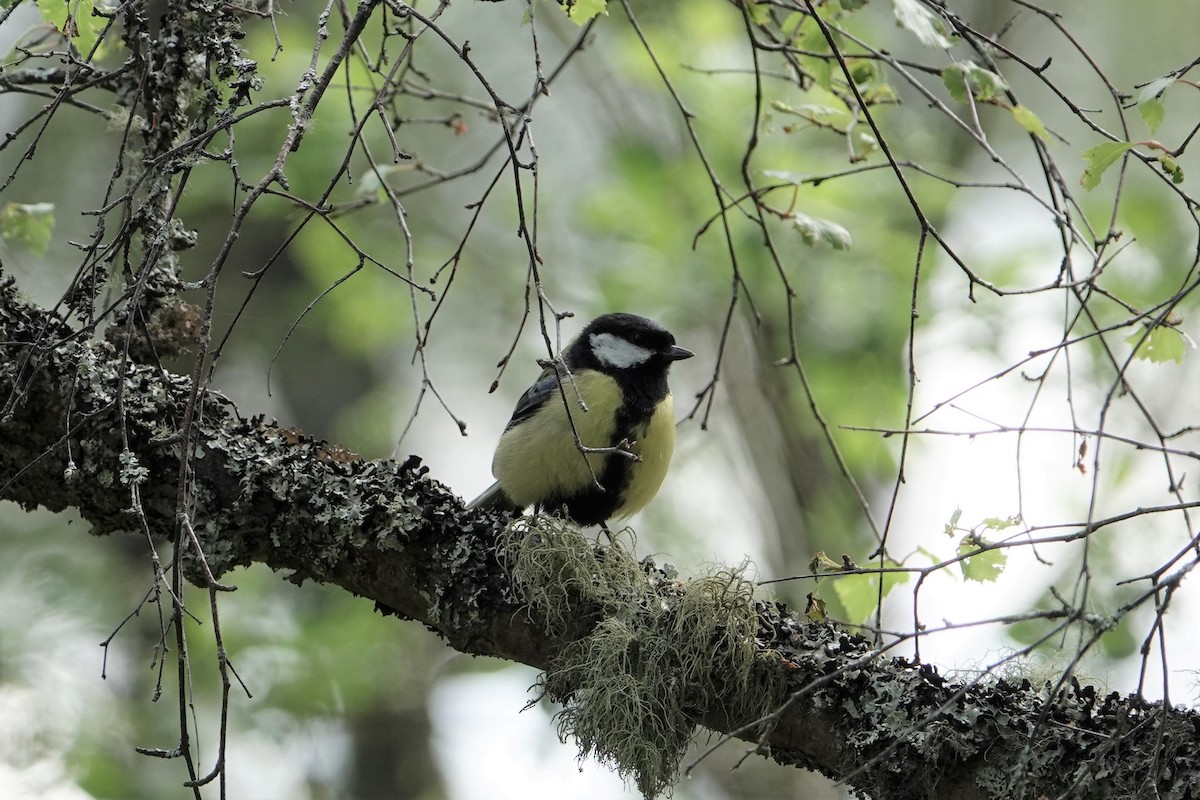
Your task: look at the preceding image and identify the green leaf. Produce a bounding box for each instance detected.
[35,0,102,60]
[943,62,1008,104]
[1136,75,1176,104]
[848,59,878,88]
[1158,153,1184,184]
[943,507,963,536]
[763,169,809,186]
[1011,104,1048,141]
[968,65,1008,101]
[779,11,806,41]
[981,515,1021,531]
[958,537,1007,583]
[0,202,55,256]
[790,211,852,250]
[772,101,852,129]
[943,66,969,104]
[893,0,951,49]
[808,550,845,574]
[746,0,772,26]
[1133,75,1177,136]
[804,593,828,623]
[797,20,834,91]
[1080,141,1135,190]
[833,561,910,624]
[1139,98,1165,133]
[861,79,898,106]
[1125,324,1187,364]
[561,0,606,25]
[850,127,879,159]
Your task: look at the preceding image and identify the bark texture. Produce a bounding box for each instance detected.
[2,277,1198,800]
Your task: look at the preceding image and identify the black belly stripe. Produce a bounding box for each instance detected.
[560,405,650,525]
[544,359,671,525]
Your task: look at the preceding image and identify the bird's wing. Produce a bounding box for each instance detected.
[503,366,563,430]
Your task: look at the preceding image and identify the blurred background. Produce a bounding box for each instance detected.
[2,0,1199,798]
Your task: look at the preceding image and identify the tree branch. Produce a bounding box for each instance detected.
[2,276,1197,800]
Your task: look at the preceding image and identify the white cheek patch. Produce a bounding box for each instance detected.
[590,332,653,369]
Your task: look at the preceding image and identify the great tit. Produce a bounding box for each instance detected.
[468,313,694,526]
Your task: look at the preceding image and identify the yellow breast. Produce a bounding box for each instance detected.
[491,371,677,518]
[611,394,675,519]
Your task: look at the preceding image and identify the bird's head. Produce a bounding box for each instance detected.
[572,313,694,374]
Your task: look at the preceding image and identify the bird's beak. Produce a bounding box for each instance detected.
[664,345,694,362]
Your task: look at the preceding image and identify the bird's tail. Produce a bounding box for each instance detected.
[466,481,520,512]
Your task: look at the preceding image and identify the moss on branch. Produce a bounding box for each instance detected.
[3,277,1199,800]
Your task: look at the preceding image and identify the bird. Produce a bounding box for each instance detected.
[468,313,694,526]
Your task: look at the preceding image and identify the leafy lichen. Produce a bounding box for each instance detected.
[500,518,786,798]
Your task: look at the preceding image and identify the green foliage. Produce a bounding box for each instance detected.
[832,560,910,623]
[943,62,1008,104]
[1136,75,1175,133]
[1125,323,1188,364]
[892,0,951,49]
[1080,141,1135,190]
[561,0,607,25]
[1011,104,1048,141]
[957,535,1007,583]
[945,514,1014,583]
[0,202,55,257]
[848,59,897,105]
[795,17,834,91]
[745,2,772,28]
[1157,152,1185,184]
[980,515,1021,532]
[790,210,853,250]
[35,0,105,59]
[771,101,850,130]
[770,98,880,158]
[9,1,1200,795]
[1139,98,1165,134]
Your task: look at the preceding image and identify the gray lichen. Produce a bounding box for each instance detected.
[4,278,1200,800]
[501,518,790,798]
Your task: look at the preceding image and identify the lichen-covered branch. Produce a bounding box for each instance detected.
[2,278,1198,800]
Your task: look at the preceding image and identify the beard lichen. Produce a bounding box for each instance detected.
[498,516,786,798]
